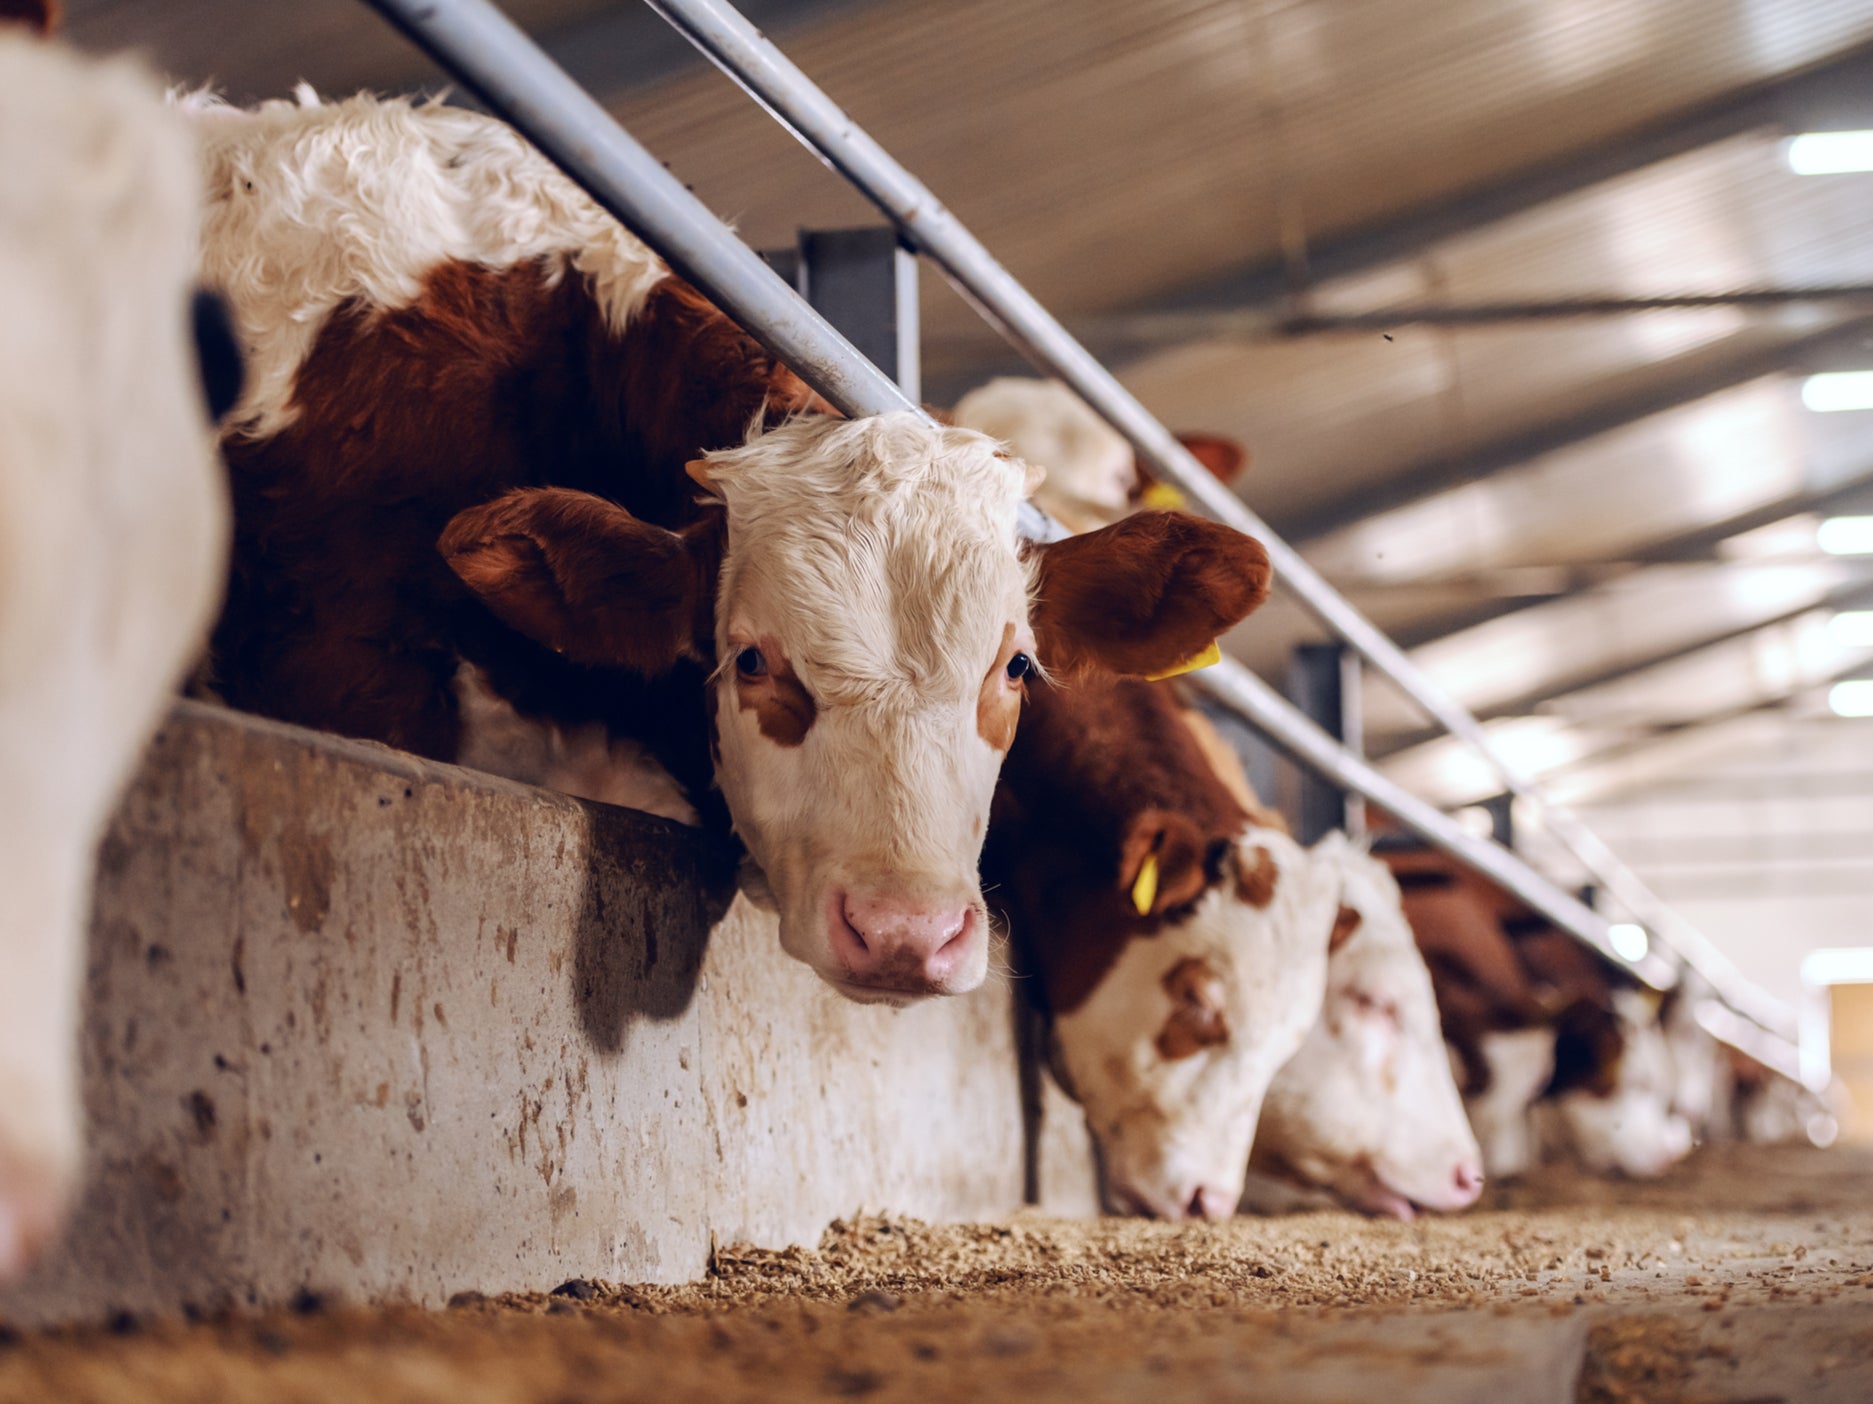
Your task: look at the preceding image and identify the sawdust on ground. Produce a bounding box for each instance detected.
[1,1143,1870,1403]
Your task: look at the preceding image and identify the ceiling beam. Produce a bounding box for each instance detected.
[1286,315,1873,540]
[1108,41,1873,331]
[1370,572,1873,765]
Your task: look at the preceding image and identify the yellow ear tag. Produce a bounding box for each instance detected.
[1145,639,1222,681]
[1139,482,1186,511]
[1131,851,1160,917]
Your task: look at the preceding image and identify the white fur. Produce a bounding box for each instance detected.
[452,664,699,826]
[1248,844,1484,1219]
[953,377,1136,532]
[1052,827,1340,1220]
[0,35,228,1278]
[1464,1028,1556,1181]
[700,413,1036,994]
[184,88,667,440]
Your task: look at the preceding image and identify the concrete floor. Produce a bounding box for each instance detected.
[1,1143,1869,1402]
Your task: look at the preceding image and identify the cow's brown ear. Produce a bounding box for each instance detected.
[1029,510,1271,679]
[0,0,58,35]
[440,487,717,672]
[1117,807,1212,917]
[1176,434,1247,485]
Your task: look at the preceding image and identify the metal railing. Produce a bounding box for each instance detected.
[355,0,1801,1079]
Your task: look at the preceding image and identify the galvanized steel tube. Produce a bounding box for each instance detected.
[349,0,1791,1050]
[642,0,1793,1036]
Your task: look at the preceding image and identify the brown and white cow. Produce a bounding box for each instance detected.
[952,377,1246,534]
[1244,846,1485,1220]
[185,90,1273,1002]
[1389,845,1694,1180]
[0,6,230,1278]
[986,677,1339,1220]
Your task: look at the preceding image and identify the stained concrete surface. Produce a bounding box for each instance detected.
[0,702,1034,1326]
[3,1146,1871,1402]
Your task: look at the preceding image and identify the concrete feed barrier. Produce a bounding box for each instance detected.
[0,701,1037,1326]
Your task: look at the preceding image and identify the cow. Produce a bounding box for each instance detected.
[1388,844,1694,1180]
[0,5,231,1278]
[1242,846,1485,1220]
[952,377,1246,533]
[184,89,1274,1002]
[984,676,1339,1220]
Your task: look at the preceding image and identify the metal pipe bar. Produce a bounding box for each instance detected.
[640,0,1796,1037]
[357,0,911,424]
[1280,287,1873,332]
[347,0,1794,1057]
[1192,660,1678,991]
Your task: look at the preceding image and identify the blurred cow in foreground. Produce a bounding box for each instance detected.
[0,3,231,1280]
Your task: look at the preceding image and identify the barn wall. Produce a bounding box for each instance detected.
[0,702,1049,1326]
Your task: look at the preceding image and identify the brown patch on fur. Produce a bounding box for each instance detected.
[1234,845,1280,909]
[1329,904,1362,953]
[976,622,1023,753]
[1171,690,1288,832]
[737,651,816,747]
[1155,957,1231,1060]
[1028,511,1272,680]
[211,255,822,814]
[0,0,57,34]
[983,677,1250,1015]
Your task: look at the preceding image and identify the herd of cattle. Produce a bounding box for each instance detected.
[0,8,1826,1284]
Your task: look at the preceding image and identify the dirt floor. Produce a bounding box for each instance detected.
[2,1143,1870,1403]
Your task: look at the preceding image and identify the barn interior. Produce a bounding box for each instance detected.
[6,0,1873,1399]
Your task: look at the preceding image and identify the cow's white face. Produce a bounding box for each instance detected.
[443,412,1273,1005]
[698,415,1037,1002]
[1052,828,1337,1220]
[1254,846,1484,1220]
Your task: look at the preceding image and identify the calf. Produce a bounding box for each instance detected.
[985,678,1338,1220]
[1245,846,1484,1220]
[952,377,1245,532]
[1390,845,1693,1179]
[0,9,230,1277]
[187,90,1273,1001]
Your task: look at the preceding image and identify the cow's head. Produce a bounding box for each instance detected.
[1051,826,1339,1220]
[1251,845,1484,1220]
[1545,989,1692,1178]
[952,376,1246,527]
[441,411,1270,1002]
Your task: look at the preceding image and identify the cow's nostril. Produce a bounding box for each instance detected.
[1454,1162,1485,1196]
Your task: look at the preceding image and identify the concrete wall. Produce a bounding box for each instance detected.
[0,702,1076,1327]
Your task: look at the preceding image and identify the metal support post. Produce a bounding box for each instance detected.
[1288,643,1364,844]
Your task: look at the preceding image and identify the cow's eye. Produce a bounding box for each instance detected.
[1005,651,1033,682]
[736,646,768,679]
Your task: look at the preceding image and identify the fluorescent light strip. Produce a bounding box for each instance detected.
[1802,371,1873,412]
[1817,515,1873,555]
[1827,611,1873,647]
[1829,679,1873,717]
[1787,130,1873,175]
